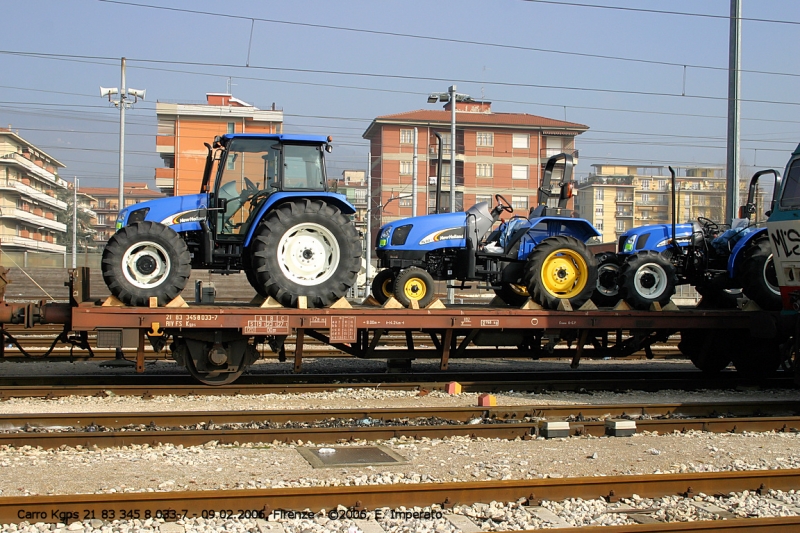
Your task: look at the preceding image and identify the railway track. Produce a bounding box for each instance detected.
[0,370,793,398]
[2,470,799,530]
[1,401,798,449]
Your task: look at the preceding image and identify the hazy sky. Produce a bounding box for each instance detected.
[2,0,799,190]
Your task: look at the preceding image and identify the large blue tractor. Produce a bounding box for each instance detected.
[103,133,362,383]
[594,168,781,311]
[374,154,601,309]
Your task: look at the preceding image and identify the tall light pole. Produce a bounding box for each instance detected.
[101,57,146,216]
[428,85,472,303]
[72,177,78,269]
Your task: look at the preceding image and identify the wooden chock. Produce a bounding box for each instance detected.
[296,296,308,309]
[382,296,404,309]
[260,296,283,309]
[329,297,352,309]
[661,300,679,311]
[557,299,573,312]
[425,298,446,309]
[148,297,158,308]
[649,301,663,312]
[488,296,507,307]
[165,295,189,308]
[361,295,381,307]
[520,298,544,310]
[101,295,126,307]
[249,294,266,306]
[578,299,598,311]
[409,299,419,310]
[742,299,762,311]
[613,300,632,311]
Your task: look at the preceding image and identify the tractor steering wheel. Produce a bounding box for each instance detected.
[697,216,719,235]
[495,194,514,214]
[243,177,258,193]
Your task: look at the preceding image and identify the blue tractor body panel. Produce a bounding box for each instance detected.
[727,227,767,277]
[515,217,600,260]
[376,212,468,252]
[116,193,209,234]
[617,223,695,255]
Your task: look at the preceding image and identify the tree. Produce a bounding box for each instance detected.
[56,184,96,253]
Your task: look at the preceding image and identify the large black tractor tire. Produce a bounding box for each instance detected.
[242,253,267,297]
[393,267,436,308]
[102,221,192,307]
[591,252,621,307]
[249,200,362,308]
[679,329,732,373]
[694,285,742,310]
[371,269,396,304]
[617,251,677,310]
[522,235,597,310]
[739,236,782,311]
[493,283,529,306]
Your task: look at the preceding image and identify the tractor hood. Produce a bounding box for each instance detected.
[376,212,468,251]
[116,193,210,234]
[618,223,695,254]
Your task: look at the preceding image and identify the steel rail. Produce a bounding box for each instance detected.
[1,470,798,526]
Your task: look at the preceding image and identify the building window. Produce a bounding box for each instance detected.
[616,220,625,232]
[512,196,528,210]
[641,194,650,203]
[227,122,235,134]
[400,129,413,144]
[641,179,650,190]
[595,206,603,216]
[399,161,412,175]
[475,194,492,206]
[476,163,493,178]
[595,188,604,200]
[657,179,666,190]
[476,132,493,147]
[512,134,529,149]
[595,220,604,231]
[399,197,412,207]
[512,165,528,180]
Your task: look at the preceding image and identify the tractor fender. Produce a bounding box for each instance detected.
[728,227,768,277]
[243,192,356,247]
[516,217,600,259]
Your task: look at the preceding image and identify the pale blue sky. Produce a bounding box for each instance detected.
[1,0,799,189]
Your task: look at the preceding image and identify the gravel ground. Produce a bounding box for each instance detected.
[0,359,799,531]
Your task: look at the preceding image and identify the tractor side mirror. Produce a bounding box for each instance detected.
[217,197,227,213]
[559,182,574,200]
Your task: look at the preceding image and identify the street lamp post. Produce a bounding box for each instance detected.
[428,85,472,303]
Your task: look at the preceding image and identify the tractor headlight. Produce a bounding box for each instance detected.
[378,226,392,248]
[623,235,636,253]
[391,224,412,246]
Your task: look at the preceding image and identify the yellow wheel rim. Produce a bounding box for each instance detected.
[380,277,394,298]
[540,249,588,298]
[509,284,529,296]
[402,278,427,301]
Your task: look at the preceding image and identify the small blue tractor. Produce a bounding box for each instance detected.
[595,168,781,311]
[102,133,362,384]
[374,153,601,309]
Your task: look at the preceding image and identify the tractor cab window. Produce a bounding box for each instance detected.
[215,138,281,236]
[779,158,800,210]
[283,144,325,190]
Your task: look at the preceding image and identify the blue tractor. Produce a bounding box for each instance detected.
[594,168,781,311]
[102,133,362,383]
[374,153,601,309]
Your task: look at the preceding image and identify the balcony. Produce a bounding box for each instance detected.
[0,208,66,232]
[0,180,67,210]
[156,135,175,154]
[79,205,98,218]
[0,153,67,188]
[0,234,66,253]
[615,196,634,203]
[615,211,633,218]
[541,148,579,161]
[428,144,465,157]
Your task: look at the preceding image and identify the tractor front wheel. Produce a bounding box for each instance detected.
[523,236,597,310]
[101,221,191,306]
[393,267,435,308]
[618,251,677,310]
[739,236,781,310]
[371,269,396,304]
[250,200,362,308]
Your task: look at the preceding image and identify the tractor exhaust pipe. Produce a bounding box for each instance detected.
[433,131,444,214]
[669,166,678,251]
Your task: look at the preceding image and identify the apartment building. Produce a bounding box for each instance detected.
[0,128,68,254]
[79,183,165,246]
[155,93,283,196]
[336,170,368,236]
[362,101,588,239]
[575,164,726,243]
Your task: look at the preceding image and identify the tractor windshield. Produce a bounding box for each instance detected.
[779,157,800,210]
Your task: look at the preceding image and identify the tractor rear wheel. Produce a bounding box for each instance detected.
[739,236,781,310]
[102,221,191,306]
[591,252,621,307]
[393,267,435,308]
[695,285,741,309]
[494,283,529,306]
[249,200,362,308]
[522,236,597,310]
[371,269,396,304]
[618,251,677,310]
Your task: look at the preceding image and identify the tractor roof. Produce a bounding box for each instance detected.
[221,133,329,144]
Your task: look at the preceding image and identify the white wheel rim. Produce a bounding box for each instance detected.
[764,254,780,296]
[277,222,340,286]
[596,263,620,297]
[121,241,171,289]
[633,263,668,299]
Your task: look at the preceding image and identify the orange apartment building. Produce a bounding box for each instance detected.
[155,93,284,196]
[362,101,588,241]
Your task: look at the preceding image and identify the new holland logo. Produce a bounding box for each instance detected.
[162,209,207,225]
[419,227,465,245]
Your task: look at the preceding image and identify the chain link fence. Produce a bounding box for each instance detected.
[0,250,103,269]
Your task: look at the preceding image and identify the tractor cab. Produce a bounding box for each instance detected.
[767,143,800,310]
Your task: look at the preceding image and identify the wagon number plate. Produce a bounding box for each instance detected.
[329,316,358,343]
[244,315,290,335]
